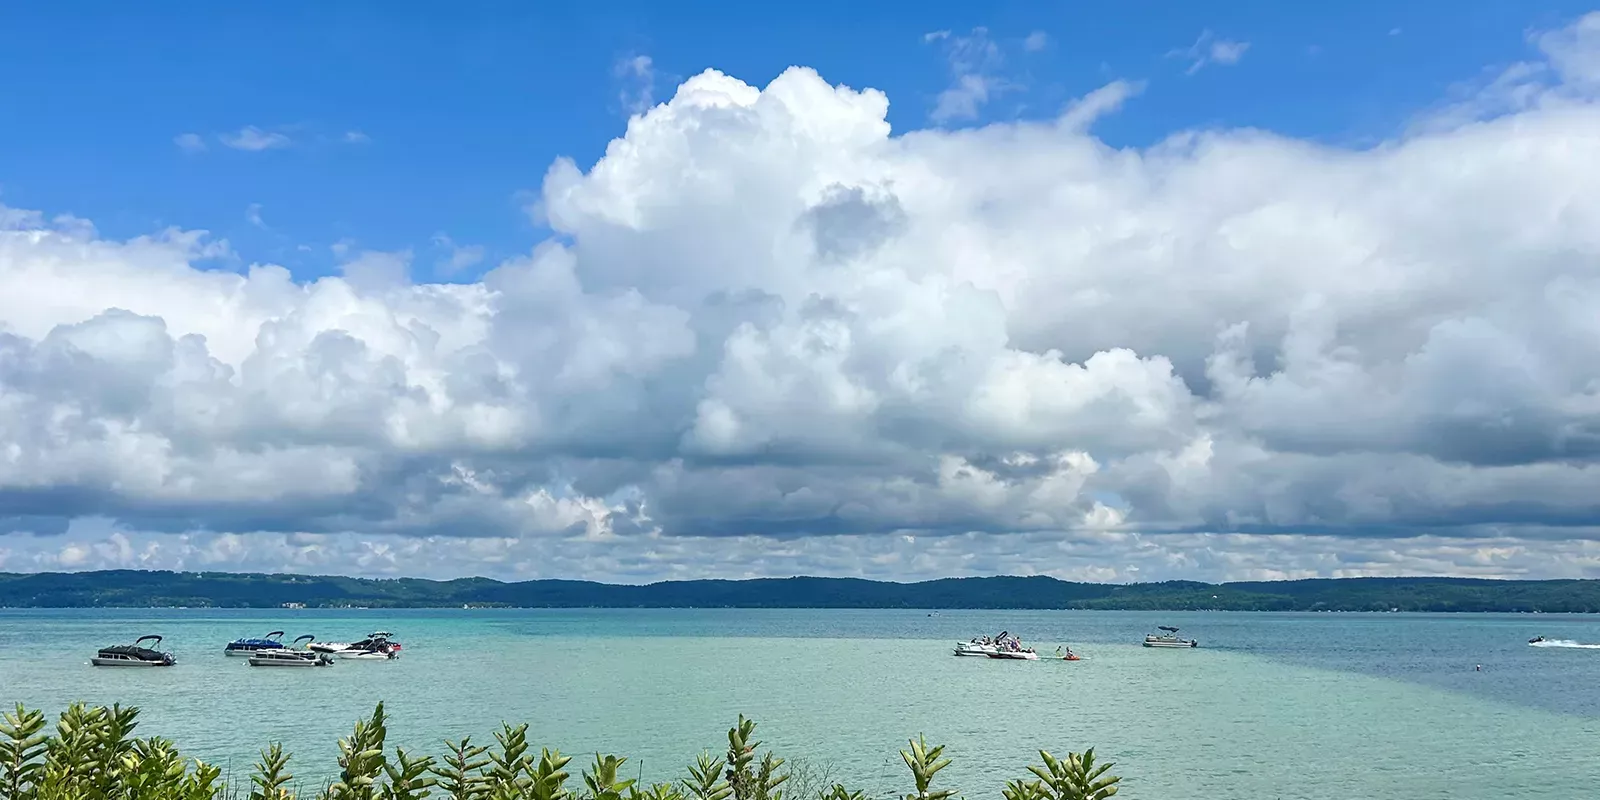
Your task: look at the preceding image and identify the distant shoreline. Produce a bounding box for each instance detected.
[4,570,1600,613]
[2,606,1596,614]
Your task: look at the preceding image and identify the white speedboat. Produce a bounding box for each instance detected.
[92,635,176,667]
[310,631,400,654]
[337,648,397,660]
[249,636,334,667]
[986,649,1039,661]
[954,638,998,657]
[1143,626,1199,648]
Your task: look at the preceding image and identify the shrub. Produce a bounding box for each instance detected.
[0,704,1119,800]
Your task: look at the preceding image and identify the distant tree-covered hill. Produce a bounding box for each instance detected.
[1,570,1598,612]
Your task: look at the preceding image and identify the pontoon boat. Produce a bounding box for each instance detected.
[92,635,176,667]
[248,635,334,667]
[224,631,287,656]
[1143,626,1199,648]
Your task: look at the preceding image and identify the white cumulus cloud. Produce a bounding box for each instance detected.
[5,13,1600,581]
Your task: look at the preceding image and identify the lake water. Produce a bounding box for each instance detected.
[2,608,1598,798]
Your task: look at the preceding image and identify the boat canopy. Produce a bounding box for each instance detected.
[98,635,172,661]
[228,631,288,647]
[1158,626,1180,633]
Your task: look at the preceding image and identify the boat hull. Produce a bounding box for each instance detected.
[986,652,1039,660]
[91,657,170,667]
[337,650,394,660]
[248,654,331,667]
[1142,640,1198,648]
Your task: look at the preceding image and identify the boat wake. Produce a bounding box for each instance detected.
[1529,638,1600,649]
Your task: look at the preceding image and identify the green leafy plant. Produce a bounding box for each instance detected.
[431,738,489,800]
[0,704,1120,800]
[723,718,787,800]
[1027,750,1118,800]
[680,753,728,800]
[324,704,390,800]
[0,706,48,800]
[582,755,634,800]
[250,744,296,800]
[898,737,953,800]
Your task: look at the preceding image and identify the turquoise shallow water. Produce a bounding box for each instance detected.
[2,608,1599,798]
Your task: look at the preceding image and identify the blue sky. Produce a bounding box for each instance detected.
[2,4,1600,581]
[1,1,1592,283]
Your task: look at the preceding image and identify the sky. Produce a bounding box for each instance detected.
[2,3,1600,583]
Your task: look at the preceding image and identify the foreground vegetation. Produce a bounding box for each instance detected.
[0,703,1120,800]
[4,570,1599,612]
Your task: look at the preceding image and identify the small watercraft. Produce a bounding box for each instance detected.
[92,635,176,667]
[248,635,334,667]
[338,647,398,660]
[348,632,401,659]
[1055,647,1081,661]
[309,631,400,655]
[987,649,1039,660]
[1529,636,1546,644]
[1143,626,1199,648]
[224,631,287,656]
[983,632,1038,660]
[955,637,999,657]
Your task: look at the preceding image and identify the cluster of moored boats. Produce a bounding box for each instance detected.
[90,630,402,668]
[953,625,1199,660]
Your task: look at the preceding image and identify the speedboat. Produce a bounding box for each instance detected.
[310,631,400,655]
[1529,636,1546,644]
[339,631,401,660]
[224,630,287,656]
[954,637,999,657]
[338,647,398,661]
[987,648,1039,661]
[92,635,176,667]
[249,635,334,667]
[984,632,1038,660]
[1143,626,1199,648]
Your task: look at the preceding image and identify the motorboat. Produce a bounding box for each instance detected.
[310,631,401,655]
[954,637,999,657]
[92,635,176,667]
[987,648,1039,660]
[1143,626,1199,648]
[1529,636,1546,644]
[248,635,334,667]
[984,632,1038,660]
[338,647,398,661]
[956,630,1022,657]
[339,631,401,660]
[224,630,287,656]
